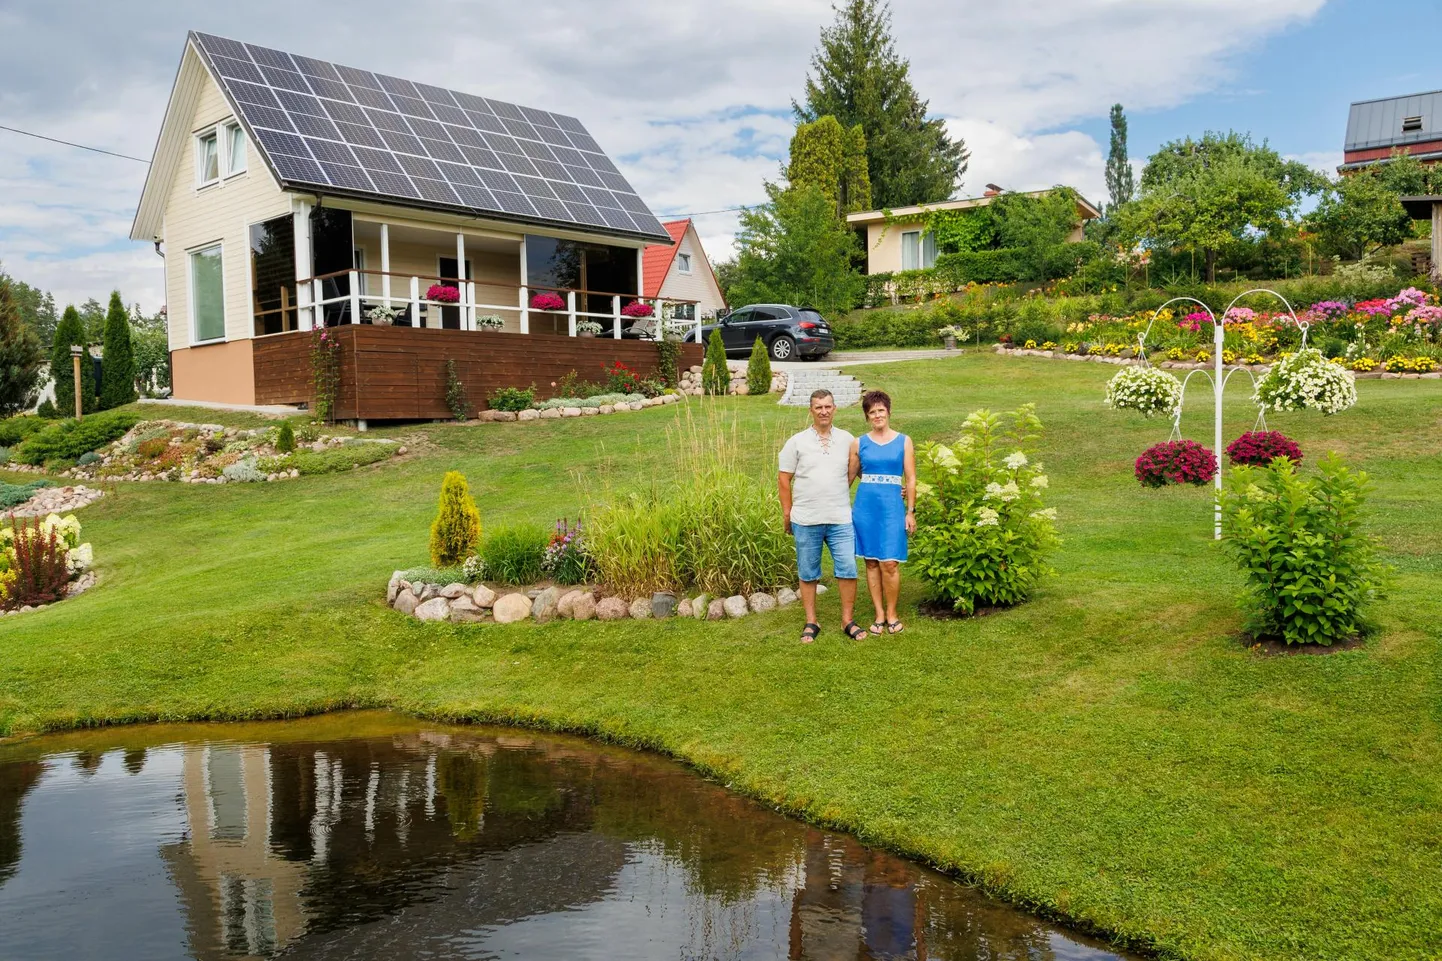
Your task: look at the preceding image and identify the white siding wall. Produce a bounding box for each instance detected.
[657,225,726,318]
[162,75,291,351]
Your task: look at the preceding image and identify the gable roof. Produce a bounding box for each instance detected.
[134,32,670,243]
[1345,89,1442,152]
[845,188,1101,225]
[642,219,690,296]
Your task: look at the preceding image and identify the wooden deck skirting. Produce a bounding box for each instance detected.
[252,326,704,421]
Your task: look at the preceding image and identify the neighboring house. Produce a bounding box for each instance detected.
[640,219,727,320]
[1340,90,1442,172]
[845,187,1101,275]
[130,32,701,422]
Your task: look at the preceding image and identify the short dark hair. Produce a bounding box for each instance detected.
[861,390,891,414]
[809,389,834,405]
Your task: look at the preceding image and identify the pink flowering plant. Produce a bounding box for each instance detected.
[530,292,566,311]
[1225,431,1302,467]
[621,301,654,318]
[425,283,460,304]
[1134,440,1217,488]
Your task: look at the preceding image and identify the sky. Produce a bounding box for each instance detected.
[0,0,1435,314]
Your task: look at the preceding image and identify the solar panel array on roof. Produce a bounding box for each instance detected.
[191,32,669,241]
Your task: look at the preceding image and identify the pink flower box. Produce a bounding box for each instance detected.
[531,292,566,311]
[425,284,460,304]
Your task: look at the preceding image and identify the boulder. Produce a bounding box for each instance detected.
[517,408,541,421]
[492,593,533,624]
[677,598,693,618]
[692,594,709,619]
[557,590,586,618]
[580,407,599,416]
[706,598,726,621]
[387,571,405,605]
[651,592,677,618]
[816,583,829,595]
[473,583,497,609]
[629,596,653,619]
[393,589,419,615]
[540,407,562,419]
[531,586,562,623]
[449,605,488,624]
[723,595,748,618]
[439,582,469,599]
[597,597,629,621]
[599,405,615,415]
[571,592,598,621]
[493,410,519,421]
[450,595,479,613]
[418,583,440,601]
[414,597,452,622]
[562,407,583,417]
[628,400,644,411]
[777,587,798,607]
[748,592,777,613]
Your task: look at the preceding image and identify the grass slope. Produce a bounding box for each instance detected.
[2,353,1439,961]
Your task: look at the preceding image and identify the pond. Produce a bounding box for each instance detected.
[0,712,1137,960]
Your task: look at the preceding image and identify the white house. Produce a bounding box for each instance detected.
[640,218,727,320]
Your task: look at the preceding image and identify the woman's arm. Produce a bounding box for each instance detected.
[903,436,917,534]
[848,438,861,487]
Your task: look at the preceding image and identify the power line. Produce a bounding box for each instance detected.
[660,203,762,218]
[0,124,150,163]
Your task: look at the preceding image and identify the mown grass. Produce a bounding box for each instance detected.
[2,353,1439,961]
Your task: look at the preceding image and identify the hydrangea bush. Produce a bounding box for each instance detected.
[1254,348,1356,415]
[1225,431,1303,467]
[1105,366,1183,418]
[911,404,1059,614]
[1134,440,1217,488]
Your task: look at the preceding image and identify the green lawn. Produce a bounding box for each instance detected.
[3,353,1439,961]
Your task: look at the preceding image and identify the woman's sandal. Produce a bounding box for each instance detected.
[887,620,905,635]
[800,622,821,644]
[869,620,886,636]
[844,621,868,641]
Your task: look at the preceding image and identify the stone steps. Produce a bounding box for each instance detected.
[779,368,866,407]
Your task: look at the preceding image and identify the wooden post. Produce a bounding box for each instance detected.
[280,286,291,331]
[519,286,530,335]
[1432,202,1442,286]
[71,346,84,419]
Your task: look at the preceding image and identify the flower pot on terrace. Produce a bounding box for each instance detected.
[943,335,957,350]
[578,331,596,338]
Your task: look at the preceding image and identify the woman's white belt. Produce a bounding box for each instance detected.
[859,474,903,485]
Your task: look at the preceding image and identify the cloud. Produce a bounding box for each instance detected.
[0,0,1325,309]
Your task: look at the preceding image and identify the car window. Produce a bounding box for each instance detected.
[726,309,752,323]
[751,307,784,321]
[798,309,826,325]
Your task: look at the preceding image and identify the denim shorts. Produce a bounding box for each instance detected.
[792,522,858,582]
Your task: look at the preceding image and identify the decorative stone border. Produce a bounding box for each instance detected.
[0,571,98,616]
[993,344,1441,380]
[677,363,788,397]
[6,485,105,517]
[479,393,683,422]
[387,571,819,625]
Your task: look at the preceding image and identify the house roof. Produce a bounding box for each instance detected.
[1345,90,1442,152]
[134,32,670,244]
[1400,195,1442,219]
[642,219,690,296]
[846,188,1101,225]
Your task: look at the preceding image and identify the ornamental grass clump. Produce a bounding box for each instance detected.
[1220,454,1388,645]
[910,404,1058,615]
[1104,366,1182,418]
[1225,431,1302,467]
[1254,348,1356,415]
[1134,440,1217,488]
[480,524,549,585]
[428,471,481,568]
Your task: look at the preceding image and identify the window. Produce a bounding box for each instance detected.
[197,131,220,185]
[196,120,246,186]
[225,122,246,175]
[901,230,937,270]
[671,303,696,321]
[190,244,226,342]
[1402,116,1423,132]
[676,252,692,274]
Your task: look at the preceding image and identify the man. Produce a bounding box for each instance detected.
[778,389,864,643]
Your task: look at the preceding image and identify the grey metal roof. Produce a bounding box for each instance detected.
[1345,90,1442,151]
[189,32,671,244]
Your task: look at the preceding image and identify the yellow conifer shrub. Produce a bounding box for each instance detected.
[429,471,481,567]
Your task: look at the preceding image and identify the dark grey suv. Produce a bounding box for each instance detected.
[682,304,835,361]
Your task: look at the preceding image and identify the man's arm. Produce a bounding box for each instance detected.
[847,438,860,487]
[778,471,794,534]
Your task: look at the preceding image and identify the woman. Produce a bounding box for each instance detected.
[848,390,916,635]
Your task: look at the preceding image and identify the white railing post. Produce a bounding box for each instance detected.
[566,290,577,337]
[348,270,361,325]
[409,276,420,328]
[612,295,621,339]
[694,306,702,346]
[312,278,325,329]
[298,282,313,331]
[519,286,530,334]
[380,223,391,309]
[467,282,477,331]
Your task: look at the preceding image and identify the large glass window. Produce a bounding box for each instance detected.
[250,217,296,336]
[191,244,225,342]
[526,235,638,318]
[900,230,936,271]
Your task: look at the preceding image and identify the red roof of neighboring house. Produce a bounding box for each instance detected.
[642,218,690,297]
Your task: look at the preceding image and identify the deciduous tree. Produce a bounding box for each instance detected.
[1105,104,1134,211]
[0,280,45,418]
[788,116,872,217]
[727,183,864,317]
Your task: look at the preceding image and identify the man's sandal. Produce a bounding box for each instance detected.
[844,621,868,641]
[887,620,905,635]
[800,622,821,644]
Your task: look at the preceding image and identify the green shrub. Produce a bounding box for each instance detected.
[12,410,140,465]
[0,447,8,466]
[0,417,43,447]
[1220,454,1388,645]
[76,451,100,467]
[934,248,1028,285]
[398,565,468,586]
[99,291,137,410]
[429,470,481,568]
[487,385,534,412]
[702,329,728,395]
[275,421,296,453]
[221,458,265,483]
[445,359,469,421]
[480,523,548,584]
[284,442,393,475]
[911,404,1059,613]
[36,399,61,419]
[746,337,771,395]
[0,479,51,509]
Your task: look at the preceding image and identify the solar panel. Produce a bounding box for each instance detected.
[192,32,668,239]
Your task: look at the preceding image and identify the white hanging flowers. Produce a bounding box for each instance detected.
[1254,348,1357,415]
[1105,366,1183,418]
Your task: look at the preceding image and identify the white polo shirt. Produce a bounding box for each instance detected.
[779,426,855,525]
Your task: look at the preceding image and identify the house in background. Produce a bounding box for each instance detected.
[845,187,1101,275]
[130,32,701,423]
[1340,90,1442,172]
[640,218,727,321]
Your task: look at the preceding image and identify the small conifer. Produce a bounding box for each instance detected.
[275,421,296,453]
[429,470,481,567]
[702,328,728,396]
[746,336,772,395]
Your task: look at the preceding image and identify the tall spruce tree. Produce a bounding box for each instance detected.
[794,0,967,209]
[99,291,137,409]
[1105,104,1134,211]
[786,116,872,216]
[0,280,45,418]
[49,305,96,416]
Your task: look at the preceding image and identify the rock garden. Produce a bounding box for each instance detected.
[0,510,97,614]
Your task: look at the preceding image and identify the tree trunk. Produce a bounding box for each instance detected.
[1205,248,1217,284]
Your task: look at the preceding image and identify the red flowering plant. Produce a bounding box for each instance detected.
[530,292,566,311]
[621,301,654,318]
[1178,312,1208,333]
[425,283,460,303]
[1134,440,1218,488]
[602,360,642,394]
[1225,431,1302,467]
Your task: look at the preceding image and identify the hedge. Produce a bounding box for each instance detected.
[12,411,140,466]
[863,243,1101,307]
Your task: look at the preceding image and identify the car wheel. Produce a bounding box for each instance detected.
[770,335,795,361]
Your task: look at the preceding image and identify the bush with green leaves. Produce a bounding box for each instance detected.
[702,328,728,395]
[445,359,469,421]
[0,416,44,447]
[911,404,1059,614]
[36,399,61,420]
[746,337,772,394]
[222,458,266,483]
[275,421,296,454]
[0,479,52,509]
[487,385,535,412]
[13,410,139,465]
[1219,454,1388,645]
[399,564,468,587]
[429,471,481,568]
[283,442,393,475]
[480,524,549,584]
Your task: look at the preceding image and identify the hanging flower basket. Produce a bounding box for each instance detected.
[1253,348,1356,415]
[1225,431,1302,467]
[1105,366,1183,418]
[530,292,566,311]
[621,301,654,318]
[425,284,460,304]
[1135,440,1217,488]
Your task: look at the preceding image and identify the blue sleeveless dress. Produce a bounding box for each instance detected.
[854,433,908,562]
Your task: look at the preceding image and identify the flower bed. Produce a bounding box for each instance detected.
[1,512,97,614]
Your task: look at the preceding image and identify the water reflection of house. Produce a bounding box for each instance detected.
[788,830,924,960]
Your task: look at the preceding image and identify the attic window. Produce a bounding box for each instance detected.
[1402,116,1424,132]
[676,252,692,274]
